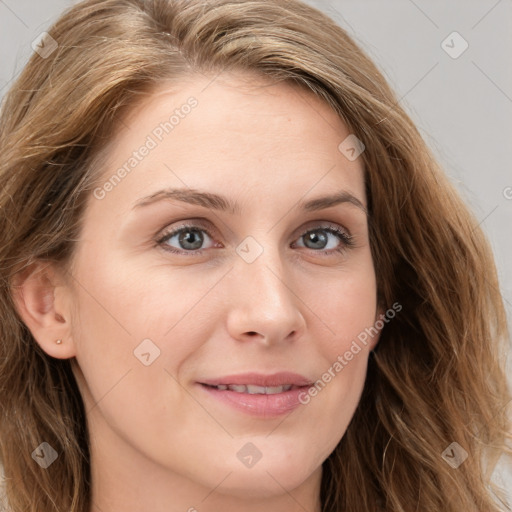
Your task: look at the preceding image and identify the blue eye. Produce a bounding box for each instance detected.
[157,223,354,256]
[294,226,353,253]
[158,225,216,254]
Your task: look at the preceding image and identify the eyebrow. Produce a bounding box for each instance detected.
[132,187,367,216]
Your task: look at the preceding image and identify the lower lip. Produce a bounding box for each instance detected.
[198,384,309,417]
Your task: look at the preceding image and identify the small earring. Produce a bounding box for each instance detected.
[56,339,63,345]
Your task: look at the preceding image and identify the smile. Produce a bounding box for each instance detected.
[198,372,314,417]
[203,383,297,394]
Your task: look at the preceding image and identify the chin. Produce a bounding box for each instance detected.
[209,446,320,499]
[215,464,316,500]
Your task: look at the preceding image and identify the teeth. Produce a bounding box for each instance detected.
[229,384,247,393]
[213,384,294,394]
[246,385,267,394]
[267,385,292,393]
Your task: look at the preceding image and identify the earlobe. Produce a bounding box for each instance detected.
[10,262,76,359]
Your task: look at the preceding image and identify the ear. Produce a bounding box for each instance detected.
[11,261,76,359]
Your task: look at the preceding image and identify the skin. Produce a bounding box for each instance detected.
[14,72,382,512]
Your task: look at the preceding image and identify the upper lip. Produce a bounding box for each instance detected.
[199,372,313,387]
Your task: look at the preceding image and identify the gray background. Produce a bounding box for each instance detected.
[1,0,511,500]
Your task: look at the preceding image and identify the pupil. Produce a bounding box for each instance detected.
[305,231,327,249]
[179,229,203,250]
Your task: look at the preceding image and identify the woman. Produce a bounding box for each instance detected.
[0,0,510,511]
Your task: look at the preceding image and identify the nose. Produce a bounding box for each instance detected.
[225,248,306,346]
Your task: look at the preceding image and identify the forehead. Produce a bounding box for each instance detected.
[88,71,366,215]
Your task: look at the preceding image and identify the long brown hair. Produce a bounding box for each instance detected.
[0,0,510,510]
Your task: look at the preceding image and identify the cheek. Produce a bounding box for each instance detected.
[305,251,378,349]
[72,249,214,345]
[295,253,378,432]
[69,254,208,448]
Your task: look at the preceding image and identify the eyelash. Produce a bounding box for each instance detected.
[156,221,355,257]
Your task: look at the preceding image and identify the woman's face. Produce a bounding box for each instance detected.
[63,73,380,500]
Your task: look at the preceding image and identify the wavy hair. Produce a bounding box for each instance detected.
[0,0,510,510]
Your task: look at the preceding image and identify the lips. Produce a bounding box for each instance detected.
[198,372,313,417]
